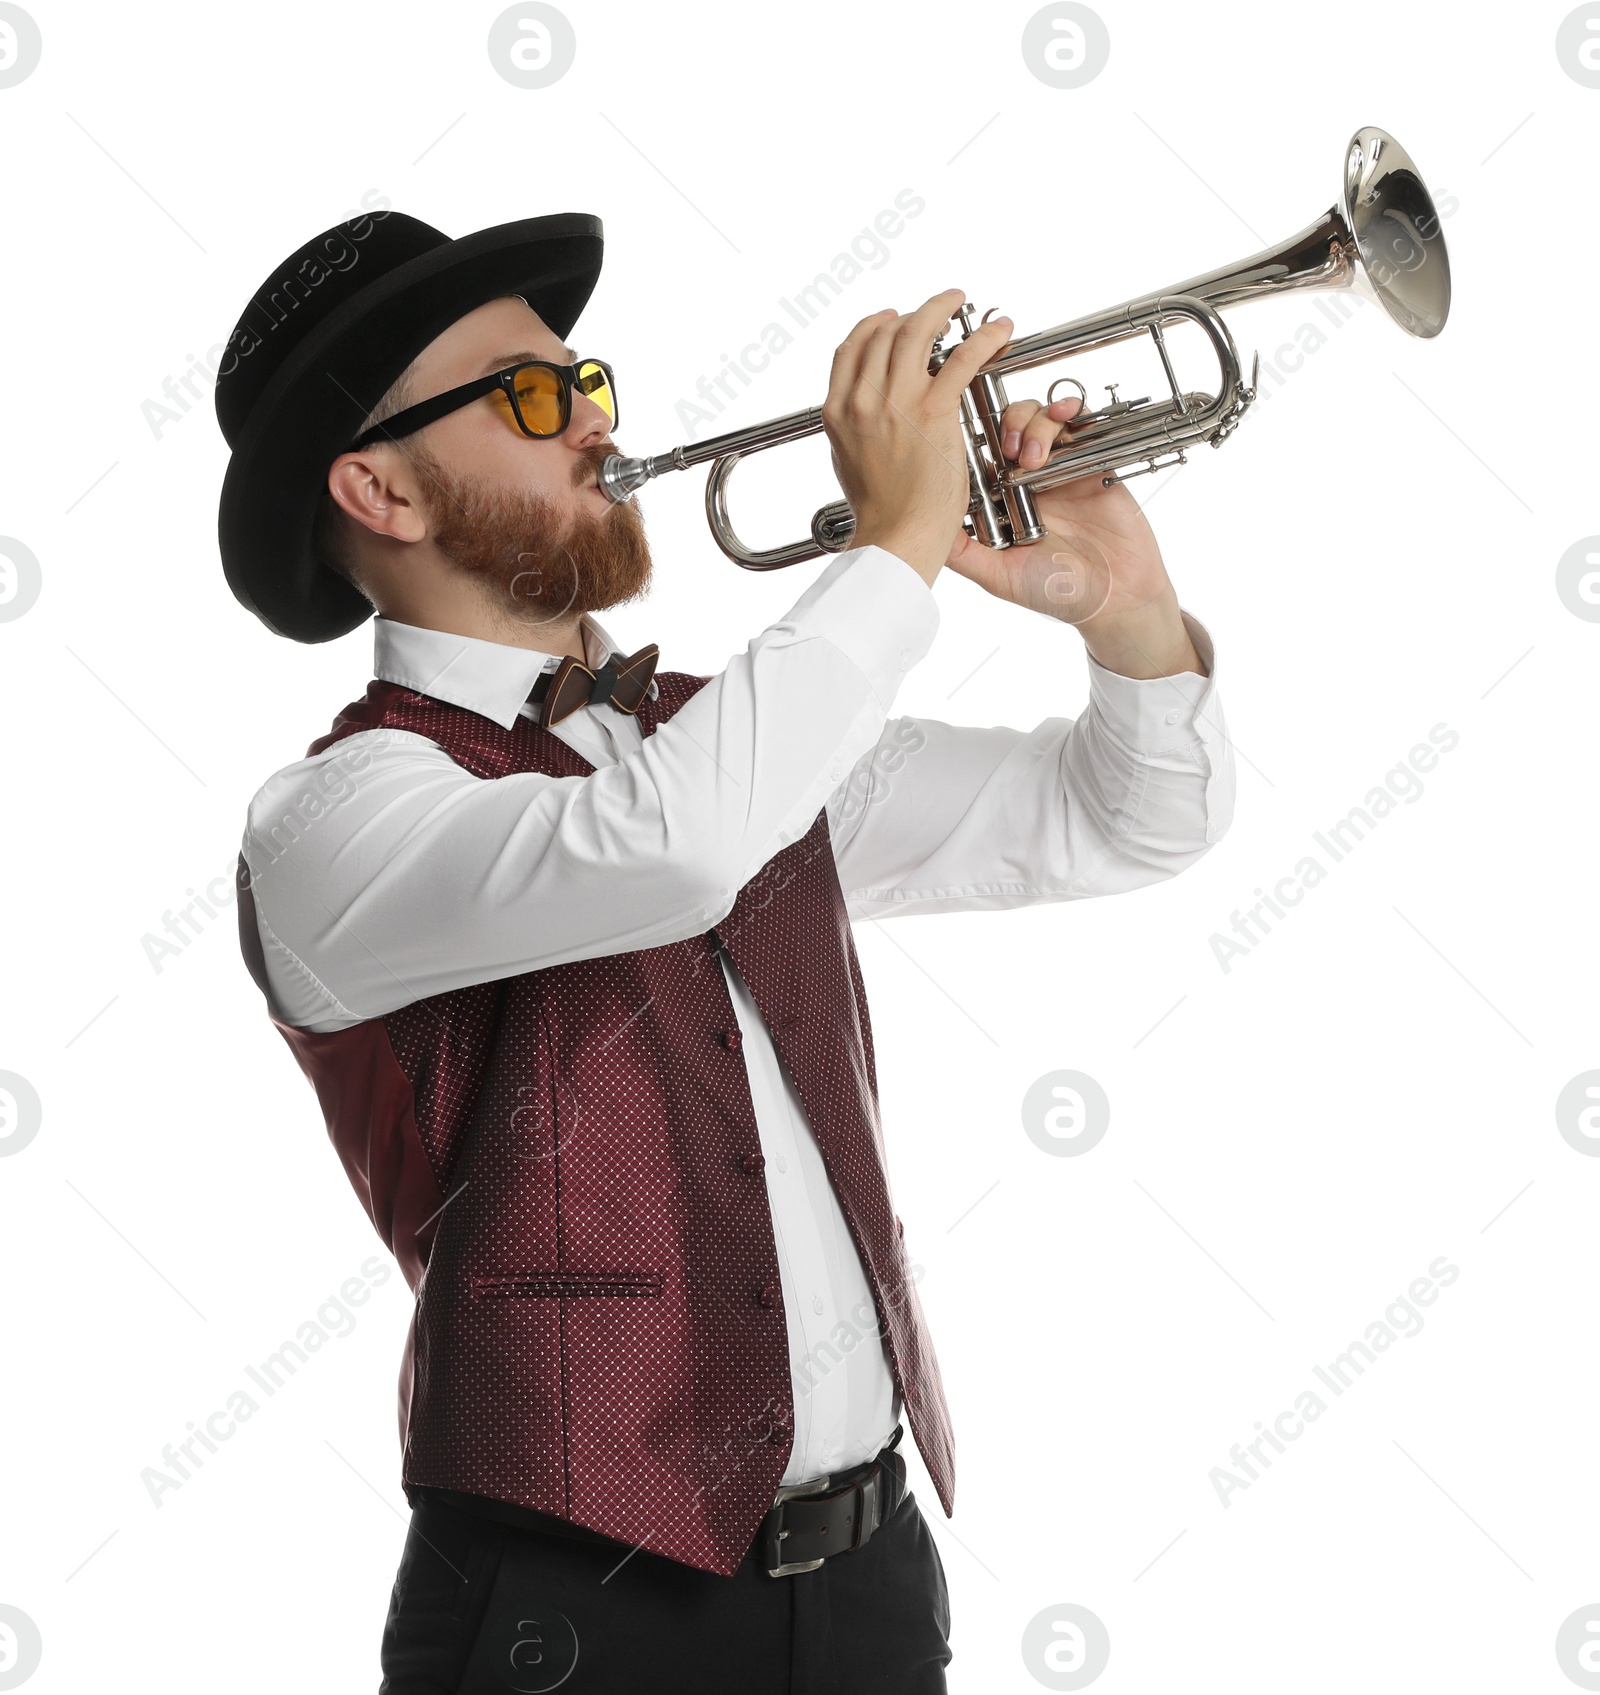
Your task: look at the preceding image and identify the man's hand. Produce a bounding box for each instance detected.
[822,289,1014,587]
[943,394,1206,680]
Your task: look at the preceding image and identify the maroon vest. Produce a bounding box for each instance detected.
[236,671,955,1575]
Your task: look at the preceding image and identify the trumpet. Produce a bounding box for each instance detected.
[598,125,1451,570]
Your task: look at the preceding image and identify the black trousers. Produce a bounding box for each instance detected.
[377,1483,952,1694]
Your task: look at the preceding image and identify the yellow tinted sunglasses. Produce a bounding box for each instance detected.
[348,357,618,450]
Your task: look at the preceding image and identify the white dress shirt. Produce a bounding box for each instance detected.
[243,542,1234,1484]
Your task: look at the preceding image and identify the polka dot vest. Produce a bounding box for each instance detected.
[236,672,956,1576]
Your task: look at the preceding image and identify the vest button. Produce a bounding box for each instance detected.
[757,1282,779,1310]
[719,1027,743,1050]
[770,1405,794,1438]
[742,1151,766,1176]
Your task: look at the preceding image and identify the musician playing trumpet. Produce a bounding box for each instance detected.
[217,200,1233,1694]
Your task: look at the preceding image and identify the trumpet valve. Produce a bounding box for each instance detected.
[810,499,857,554]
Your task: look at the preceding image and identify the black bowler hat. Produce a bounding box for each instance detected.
[214,209,604,643]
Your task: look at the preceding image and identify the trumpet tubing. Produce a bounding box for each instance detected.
[598,126,1451,570]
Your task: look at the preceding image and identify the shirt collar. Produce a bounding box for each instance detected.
[372,612,657,732]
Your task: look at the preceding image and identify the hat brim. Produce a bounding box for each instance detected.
[218,212,603,643]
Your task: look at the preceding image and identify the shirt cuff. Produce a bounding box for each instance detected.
[779,543,940,708]
[1083,608,1217,756]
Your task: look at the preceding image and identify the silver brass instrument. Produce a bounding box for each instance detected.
[598,126,1451,570]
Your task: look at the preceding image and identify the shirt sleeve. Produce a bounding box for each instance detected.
[244,544,938,1033]
[825,609,1235,918]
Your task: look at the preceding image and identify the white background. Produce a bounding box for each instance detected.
[0,1,1595,1690]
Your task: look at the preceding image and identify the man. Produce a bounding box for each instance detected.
[218,208,1233,1693]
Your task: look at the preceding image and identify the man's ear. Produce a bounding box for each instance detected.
[326,448,429,546]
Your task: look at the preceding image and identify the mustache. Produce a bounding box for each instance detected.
[573,443,616,487]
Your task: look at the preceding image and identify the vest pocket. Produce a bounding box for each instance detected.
[470,1270,664,1298]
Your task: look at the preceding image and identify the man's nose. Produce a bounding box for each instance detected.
[567,391,613,446]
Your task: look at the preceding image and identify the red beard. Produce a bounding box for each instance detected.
[410,440,653,627]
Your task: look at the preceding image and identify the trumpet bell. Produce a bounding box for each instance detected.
[1160,126,1451,341]
[1343,126,1451,339]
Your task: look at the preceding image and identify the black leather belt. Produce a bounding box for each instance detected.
[757,1426,908,1577]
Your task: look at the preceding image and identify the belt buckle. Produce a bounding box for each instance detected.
[762,1473,833,1577]
[851,1467,880,1553]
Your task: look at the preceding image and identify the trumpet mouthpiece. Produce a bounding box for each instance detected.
[597,452,651,504]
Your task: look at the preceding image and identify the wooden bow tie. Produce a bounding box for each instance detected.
[528,643,660,729]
